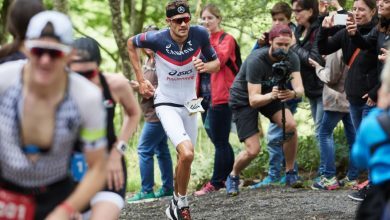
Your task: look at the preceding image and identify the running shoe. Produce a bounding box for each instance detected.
[155,187,174,198]
[175,206,191,220]
[279,175,286,185]
[166,197,178,220]
[338,176,358,189]
[348,184,370,202]
[127,191,155,203]
[226,175,240,196]
[311,176,340,190]
[249,176,280,189]
[194,182,218,196]
[285,170,303,188]
[353,180,369,190]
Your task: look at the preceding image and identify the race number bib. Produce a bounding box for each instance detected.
[0,188,35,220]
[184,98,205,115]
[70,153,88,182]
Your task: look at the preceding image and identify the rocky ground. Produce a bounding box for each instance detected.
[121,186,359,220]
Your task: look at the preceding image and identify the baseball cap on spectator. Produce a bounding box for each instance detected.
[72,37,102,65]
[26,10,73,46]
[269,24,292,41]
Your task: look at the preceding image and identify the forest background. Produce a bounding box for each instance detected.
[0,0,355,192]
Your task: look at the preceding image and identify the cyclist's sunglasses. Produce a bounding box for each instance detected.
[25,40,71,60]
[169,16,191,25]
[76,69,99,79]
[30,47,65,59]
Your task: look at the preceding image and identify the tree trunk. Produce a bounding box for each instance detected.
[53,0,68,14]
[0,0,11,44]
[124,0,148,36]
[194,0,202,20]
[133,0,147,35]
[108,0,132,79]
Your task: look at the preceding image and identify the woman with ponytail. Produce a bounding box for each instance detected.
[0,0,44,64]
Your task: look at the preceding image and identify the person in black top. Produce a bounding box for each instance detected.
[227,24,304,196]
[317,0,378,189]
[290,0,326,177]
[70,37,141,220]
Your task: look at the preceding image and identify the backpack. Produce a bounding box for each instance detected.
[219,32,242,75]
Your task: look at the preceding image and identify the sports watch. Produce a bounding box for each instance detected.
[116,140,128,155]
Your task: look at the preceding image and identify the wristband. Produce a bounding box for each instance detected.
[59,201,75,216]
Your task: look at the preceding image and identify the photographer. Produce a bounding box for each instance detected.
[227,24,304,196]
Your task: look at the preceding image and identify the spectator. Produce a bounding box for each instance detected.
[0,0,44,63]
[253,2,297,50]
[193,3,235,196]
[227,24,305,196]
[347,0,390,69]
[249,1,301,189]
[309,50,356,190]
[128,25,174,202]
[290,0,326,177]
[318,0,378,200]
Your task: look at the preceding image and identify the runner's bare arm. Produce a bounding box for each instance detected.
[204,58,220,73]
[47,148,107,219]
[107,75,141,190]
[127,37,154,98]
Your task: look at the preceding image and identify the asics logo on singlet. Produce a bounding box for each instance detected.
[166,47,194,56]
[166,44,172,49]
[168,69,192,77]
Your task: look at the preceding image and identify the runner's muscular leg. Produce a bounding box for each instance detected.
[175,140,194,196]
[231,133,261,176]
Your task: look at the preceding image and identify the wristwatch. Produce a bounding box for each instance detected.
[116,140,128,155]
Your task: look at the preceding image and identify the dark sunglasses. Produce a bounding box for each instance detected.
[169,16,191,25]
[76,69,98,79]
[30,47,65,59]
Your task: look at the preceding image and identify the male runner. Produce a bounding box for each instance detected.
[70,37,141,220]
[127,1,220,219]
[0,11,107,219]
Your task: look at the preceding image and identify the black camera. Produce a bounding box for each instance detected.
[271,49,291,89]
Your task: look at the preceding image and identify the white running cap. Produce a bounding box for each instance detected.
[26,10,73,45]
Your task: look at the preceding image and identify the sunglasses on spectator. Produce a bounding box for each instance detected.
[25,40,72,59]
[169,16,191,25]
[76,69,99,79]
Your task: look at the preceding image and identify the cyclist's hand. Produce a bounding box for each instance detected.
[193,56,207,73]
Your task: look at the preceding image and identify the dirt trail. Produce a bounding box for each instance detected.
[121,187,359,219]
